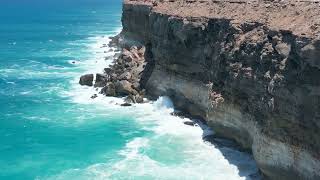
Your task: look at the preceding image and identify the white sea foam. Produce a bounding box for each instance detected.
[0,62,78,79]
[46,101,259,179]
[63,29,123,104]
[20,91,32,95]
[58,93,260,179]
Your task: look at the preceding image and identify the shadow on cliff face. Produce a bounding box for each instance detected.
[165,89,260,178]
[171,108,261,180]
[203,136,262,180]
[200,122,261,180]
[139,42,155,89]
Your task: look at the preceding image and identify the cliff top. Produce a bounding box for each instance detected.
[124,0,320,38]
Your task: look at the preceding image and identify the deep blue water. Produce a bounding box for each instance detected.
[0,1,259,179]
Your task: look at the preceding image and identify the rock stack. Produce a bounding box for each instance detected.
[79,36,147,104]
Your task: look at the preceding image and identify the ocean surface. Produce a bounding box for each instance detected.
[0,0,259,179]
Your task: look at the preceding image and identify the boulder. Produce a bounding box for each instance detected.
[138,46,146,56]
[94,73,109,87]
[130,46,138,51]
[115,80,138,96]
[104,68,113,75]
[108,35,120,47]
[120,103,132,107]
[116,58,124,65]
[100,83,116,96]
[183,121,196,126]
[91,94,98,99]
[275,43,291,58]
[130,46,141,60]
[134,94,144,103]
[79,74,94,86]
[113,52,121,59]
[125,94,144,104]
[118,72,132,80]
[124,95,134,104]
[170,111,190,118]
[96,73,108,81]
[110,73,118,81]
[122,49,133,59]
[132,82,140,90]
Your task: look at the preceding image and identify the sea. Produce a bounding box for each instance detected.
[0,0,259,179]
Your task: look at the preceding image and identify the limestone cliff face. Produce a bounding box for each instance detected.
[121,1,320,179]
[122,3,151,43]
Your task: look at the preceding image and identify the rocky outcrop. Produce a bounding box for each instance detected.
[79,74,94,86]
[121,0,320,179]
[79,36,147,105]
[94,73,109,87]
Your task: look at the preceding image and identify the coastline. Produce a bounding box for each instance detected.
[76,27,261,179]
[77,0,320,179]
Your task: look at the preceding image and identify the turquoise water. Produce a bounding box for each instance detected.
[0,0,259,179]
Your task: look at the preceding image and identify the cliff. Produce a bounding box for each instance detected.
[121,0,320,179]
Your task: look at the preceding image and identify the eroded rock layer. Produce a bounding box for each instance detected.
[121,0,320,179]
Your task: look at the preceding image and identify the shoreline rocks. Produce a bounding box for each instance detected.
[94,73,109,87]
[79,35,147,104]
[183,121,196,126]
[79,74,94,86]
[120,102,132,107]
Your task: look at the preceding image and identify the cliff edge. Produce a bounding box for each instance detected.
[121,0,320,179]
